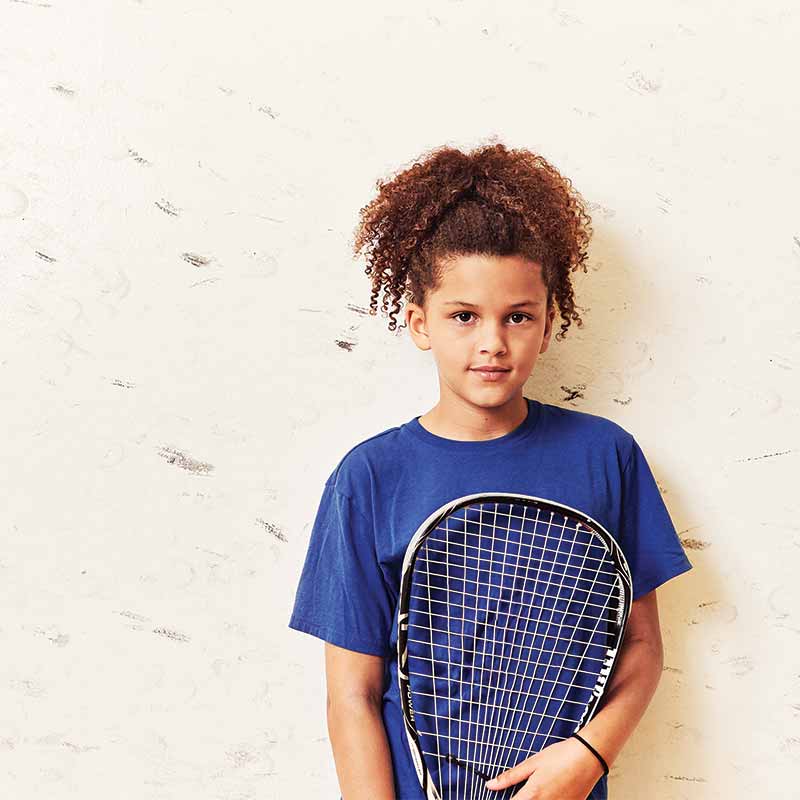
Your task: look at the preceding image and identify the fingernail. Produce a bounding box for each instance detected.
[486,778,498,788]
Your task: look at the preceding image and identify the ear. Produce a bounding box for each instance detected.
[539,303,556,354]
[405,302,432,352]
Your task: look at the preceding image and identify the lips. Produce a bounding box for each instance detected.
[470,366,512,382]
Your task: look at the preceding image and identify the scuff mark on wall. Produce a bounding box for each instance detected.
[127,148,150,165]
[680,536,710,550]
[158,446,214,475]
[560,384,586,401]
[152,628,190,643]
[188,277,220,288]
[182,252,213,267]
[118,610,150,623]
[155,199,180,217]
[226,749,258,766]
[735,449,795,462]
[33,628,70,647]
[257,518,288,542]
[62,741,99,753]
[9,679,45,698]
[724,655,754,677]
[586,201,615,219]
[780,737,800,755]
[197,547,229,559]
[688,599,737,625]
[626,70,662,94]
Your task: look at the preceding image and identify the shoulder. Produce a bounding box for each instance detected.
[325,419,404,497]
[537,400,636,466]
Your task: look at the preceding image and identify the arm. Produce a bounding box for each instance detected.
[485,589,665,797]
[325,642,396,800]
[572,587,665,770]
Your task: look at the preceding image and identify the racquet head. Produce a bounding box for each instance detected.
[397,492,632,800]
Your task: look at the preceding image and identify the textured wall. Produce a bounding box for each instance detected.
[1,2,798,798]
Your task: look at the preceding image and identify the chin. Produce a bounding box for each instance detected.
[460,388,518,406]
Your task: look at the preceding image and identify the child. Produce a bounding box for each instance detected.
[288,141,693,800]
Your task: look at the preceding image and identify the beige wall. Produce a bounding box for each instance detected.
[2,2,797,798]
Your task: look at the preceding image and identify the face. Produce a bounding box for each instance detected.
[405,253,555,410]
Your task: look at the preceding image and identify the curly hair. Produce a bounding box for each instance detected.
[351,139,593,341]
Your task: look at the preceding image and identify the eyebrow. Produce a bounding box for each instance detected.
[442,299,544,308]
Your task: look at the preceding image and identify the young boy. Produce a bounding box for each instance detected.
[288,142,693,800]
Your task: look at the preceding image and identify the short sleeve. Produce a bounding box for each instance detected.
[619,438,693,601]
[288,480,394,657]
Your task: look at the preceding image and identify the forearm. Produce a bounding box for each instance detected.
[327,695,396,800]
[574,634,664,770]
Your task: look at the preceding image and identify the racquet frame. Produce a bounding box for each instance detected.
[397,492,633,800]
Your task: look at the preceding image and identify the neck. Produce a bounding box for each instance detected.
[418,393,528,442]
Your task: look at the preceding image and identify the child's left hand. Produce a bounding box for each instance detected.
[483,735,606,799]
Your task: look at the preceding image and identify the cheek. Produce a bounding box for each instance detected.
[437,322,468,342]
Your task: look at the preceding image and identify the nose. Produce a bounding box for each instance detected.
[478,320,508,356]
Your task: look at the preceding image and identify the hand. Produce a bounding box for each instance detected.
[483,736,606,799]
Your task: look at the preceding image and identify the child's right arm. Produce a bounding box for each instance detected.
[325,642,396,800]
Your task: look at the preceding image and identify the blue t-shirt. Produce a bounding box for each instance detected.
[288,397,693,800]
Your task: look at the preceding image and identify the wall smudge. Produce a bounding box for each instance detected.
[181,252,213,267]
[735,448,795,462]
[127,148,150,165]
[155,199,180,217]
[257,518,288,542]
[118,610,150,623]
[152,628,190,643]
[560,383,586,401]
[158,446,214,475]
[680,536,710,550]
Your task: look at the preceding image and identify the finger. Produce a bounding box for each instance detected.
[484,759,536,791]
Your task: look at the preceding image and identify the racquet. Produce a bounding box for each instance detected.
[397,492,632,800]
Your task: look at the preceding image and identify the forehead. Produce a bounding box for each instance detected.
[432,253,547,301]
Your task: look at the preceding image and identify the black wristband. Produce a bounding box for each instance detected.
[570,732,609,775]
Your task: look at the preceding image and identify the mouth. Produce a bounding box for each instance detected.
[470,367,512,381]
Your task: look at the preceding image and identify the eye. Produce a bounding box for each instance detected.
[451,311,534,325]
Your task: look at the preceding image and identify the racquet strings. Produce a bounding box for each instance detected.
[405,500,624,800]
